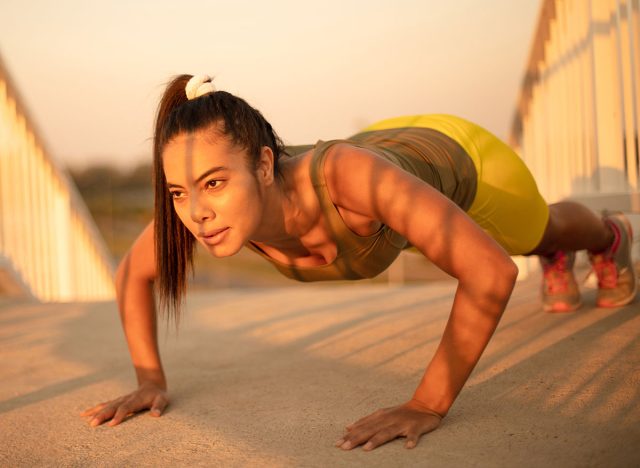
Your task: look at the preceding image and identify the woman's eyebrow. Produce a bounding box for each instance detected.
[166,166,227,188]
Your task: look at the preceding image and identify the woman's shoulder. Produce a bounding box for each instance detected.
[282,140,388,198]
[283,139,358,180]
[280,141,376,211]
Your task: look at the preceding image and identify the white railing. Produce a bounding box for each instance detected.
[511,0,640,205]
[0,55,115,301]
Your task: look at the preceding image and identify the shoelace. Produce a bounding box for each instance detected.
[589,253,618,289]
[542,254,571,293]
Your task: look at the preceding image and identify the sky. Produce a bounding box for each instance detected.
[0,0,541,170]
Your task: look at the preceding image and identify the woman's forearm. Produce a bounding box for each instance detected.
[116,266,166,389]
[411,260,518,416]
[115,221,166,389]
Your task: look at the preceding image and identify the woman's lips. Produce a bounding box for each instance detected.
[199,227,229,246]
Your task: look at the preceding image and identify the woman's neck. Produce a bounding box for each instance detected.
[249,162,308,248]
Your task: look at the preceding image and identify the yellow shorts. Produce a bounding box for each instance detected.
[362,114,549,255]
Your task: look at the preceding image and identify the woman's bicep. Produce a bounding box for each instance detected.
[324,145,510,279]
[118,219,157,283]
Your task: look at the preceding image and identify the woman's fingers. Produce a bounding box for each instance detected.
[338,410,388,448]
[339,422,415,451]
[336,423,381,450]
[107,402,134,426]
[108,391,153,426]
[89,405,118,427]
[84,387,168,427]
[405,433,419,449]
[362,425,403,451]
[149,394,169,417]
[80,403,105,418]
[337,402,442,451]
[81,396,127,419]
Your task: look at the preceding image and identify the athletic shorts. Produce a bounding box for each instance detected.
[362,114,549,255]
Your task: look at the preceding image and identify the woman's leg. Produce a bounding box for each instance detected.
[527,202,636,310]
[524,202,611,312]
[525,201,613,256]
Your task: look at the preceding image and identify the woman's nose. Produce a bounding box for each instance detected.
[190,192,215,223]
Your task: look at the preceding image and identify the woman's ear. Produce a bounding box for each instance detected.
[256,146,275,185]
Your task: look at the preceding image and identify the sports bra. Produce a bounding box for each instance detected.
[246,126,477,282]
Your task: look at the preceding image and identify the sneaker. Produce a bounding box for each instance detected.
[539,251,582,313]
[588,212,637,308]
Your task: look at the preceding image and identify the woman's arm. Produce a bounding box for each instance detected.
[322,144,518,450]
[115,220,165,389]
[81,219,169,427]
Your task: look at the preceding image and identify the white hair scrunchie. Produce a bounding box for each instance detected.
[185,74,216,100]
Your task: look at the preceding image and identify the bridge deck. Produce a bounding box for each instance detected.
[1,275,639,467]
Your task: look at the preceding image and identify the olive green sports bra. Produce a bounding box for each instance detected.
[246,126,477,282]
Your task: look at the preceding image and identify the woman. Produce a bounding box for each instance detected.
[81,74,636,451]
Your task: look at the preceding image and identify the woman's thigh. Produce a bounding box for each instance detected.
[363,114,549,255]
[462,122,549,255]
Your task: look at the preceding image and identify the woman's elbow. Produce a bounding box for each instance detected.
[490,256,518,293]
[461,255,518,306]
[502,257,519,285]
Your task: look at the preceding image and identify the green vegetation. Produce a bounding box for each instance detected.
[69,163,154,261]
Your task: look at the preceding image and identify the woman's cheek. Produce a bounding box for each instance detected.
[174,204,195,233]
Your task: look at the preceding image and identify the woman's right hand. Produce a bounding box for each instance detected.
[80,381,169,427]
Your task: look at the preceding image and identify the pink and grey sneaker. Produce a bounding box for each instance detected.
[588,212,637,308]
[539,250,582,313]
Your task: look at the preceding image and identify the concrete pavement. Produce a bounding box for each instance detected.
[1,276,639,467]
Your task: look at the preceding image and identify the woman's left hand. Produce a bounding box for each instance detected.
[335,399,443,451]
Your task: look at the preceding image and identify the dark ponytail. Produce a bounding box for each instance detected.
[152,74,287,326]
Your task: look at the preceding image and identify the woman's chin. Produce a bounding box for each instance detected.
[201,240,242,258]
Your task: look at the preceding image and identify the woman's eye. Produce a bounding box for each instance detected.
[170,191,184,200]
[206,180,221,189]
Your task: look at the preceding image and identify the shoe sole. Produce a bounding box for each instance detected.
[543,300,582,313]
[596,285,637,308]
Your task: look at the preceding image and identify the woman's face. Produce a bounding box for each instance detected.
[162,129,268,257]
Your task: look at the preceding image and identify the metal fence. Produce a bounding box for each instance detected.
[0,55,114,301]
[511,0,640,208]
